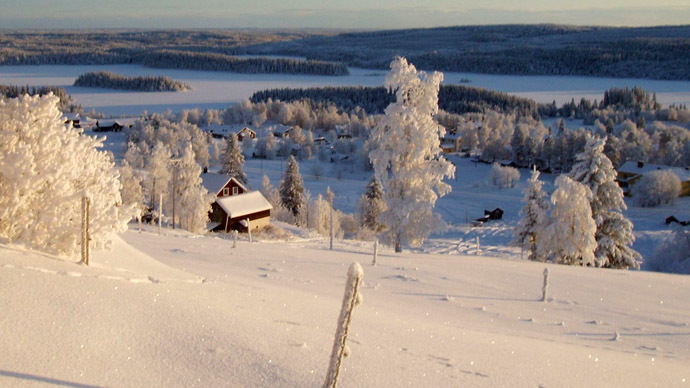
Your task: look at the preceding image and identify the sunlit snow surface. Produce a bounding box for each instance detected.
[1,224,689,387]
[2,64,690,115]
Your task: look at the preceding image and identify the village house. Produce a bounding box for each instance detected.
[94,119,124,132]
[617,161,690,197]
[201,173,272,232]
[203,124,256,141]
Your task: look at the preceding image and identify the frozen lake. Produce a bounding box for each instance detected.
[2,64,690,116]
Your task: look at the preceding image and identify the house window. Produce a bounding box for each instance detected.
[223,188,229,196]
[233,187,239,195]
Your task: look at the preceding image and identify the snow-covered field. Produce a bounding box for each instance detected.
[2,223,689,387]
[2,64,690,115]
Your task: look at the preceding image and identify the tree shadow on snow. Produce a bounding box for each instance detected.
[0,370,108,388]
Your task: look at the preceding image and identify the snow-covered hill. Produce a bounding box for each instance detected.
[2,226,688,387]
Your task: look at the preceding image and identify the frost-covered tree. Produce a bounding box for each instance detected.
[260,175,281,209]
[279,155,305,221]
[489,163,520,189]
[356,176,386,232]
[255,132,277,159]
[172,144,214,233]
[307,194,342,238]
[537,175,597,266]
[145,142,172,209]
[119,160,146,218]
[633,170,681,207]
[368,57,455,252]
[513,170,549,261]
[569,135,640,269]
[0,94,134,257]
[325,186,335,205]
[218,133,247,184]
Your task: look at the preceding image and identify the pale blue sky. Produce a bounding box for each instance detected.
[1,0,689,29]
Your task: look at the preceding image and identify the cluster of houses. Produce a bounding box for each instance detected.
[62,113,136,132]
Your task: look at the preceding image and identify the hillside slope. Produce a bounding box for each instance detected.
[1,227,689,387]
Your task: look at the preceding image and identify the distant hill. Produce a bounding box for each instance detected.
[244,24,690,80]
[1,25,689,80]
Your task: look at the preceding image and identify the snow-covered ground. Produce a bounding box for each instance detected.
[2,223,689,387]
[2,64,690,115]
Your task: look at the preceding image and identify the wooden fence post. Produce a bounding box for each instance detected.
[323,263,364,388]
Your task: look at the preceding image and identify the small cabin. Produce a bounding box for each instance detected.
[94,120,124,132]
[201,173,272,232]
[237,127,256,141]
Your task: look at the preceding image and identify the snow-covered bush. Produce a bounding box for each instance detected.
[632,170,681,207]
[311,163,325,179]
[489,163,520,189]
[646,229,690,274]
[306,194,342,238]
[0,94,135,257]
[368,57,455,252]
[254,132,277,159]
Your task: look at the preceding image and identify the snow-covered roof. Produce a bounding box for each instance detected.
[62,112,80,121]
[204,124,254,135]
[618,161,690,181]
[201,173,247,196]
[98,119,124,127]
[216,191,272,219]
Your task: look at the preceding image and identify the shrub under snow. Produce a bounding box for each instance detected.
[646,229,690,274]
[633,170,681,207]
[0,94,135,257]
[489,163,521,189]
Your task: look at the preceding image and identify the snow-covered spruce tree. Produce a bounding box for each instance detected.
[218,133,247,184]
[172,144,214,233]
[368,57,455,252]
[119,160,146,218]
[357,176,386,232]
[537,175,597,266]
[568,135,641,269]
[0,94,134,257]
[279,155,305,222]
[513,170,549,261]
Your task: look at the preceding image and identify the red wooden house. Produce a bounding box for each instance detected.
[201,173,272,232]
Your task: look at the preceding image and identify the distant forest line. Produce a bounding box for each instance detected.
[0,30,348,76]
[74,71,190,92]
[1,25,689,80]
[250,85,541,118]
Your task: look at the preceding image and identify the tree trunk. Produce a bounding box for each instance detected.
[394,232,402,253]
